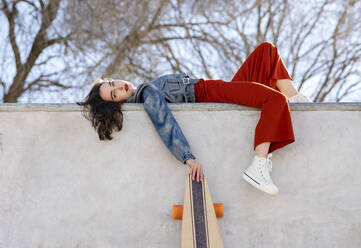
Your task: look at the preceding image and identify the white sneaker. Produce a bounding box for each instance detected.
[288,92,313,103]
[242,153,279,196]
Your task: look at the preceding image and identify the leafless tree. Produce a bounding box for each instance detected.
[1,0,360,103]
[64,0,234,82]
[283,0,361,102]
[189,0,361,102]
[0,0,73,102]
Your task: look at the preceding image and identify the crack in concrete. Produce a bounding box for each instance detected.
[0,132,3,153]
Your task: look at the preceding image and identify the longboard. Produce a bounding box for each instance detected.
[178,174,224,248]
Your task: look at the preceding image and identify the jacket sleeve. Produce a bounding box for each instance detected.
[141,86,196,164]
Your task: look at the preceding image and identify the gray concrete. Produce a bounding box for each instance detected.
[0,102,361,248]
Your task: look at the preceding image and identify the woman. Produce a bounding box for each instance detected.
[77,42,312,196]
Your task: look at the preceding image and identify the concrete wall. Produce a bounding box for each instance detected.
[0,102,361,248]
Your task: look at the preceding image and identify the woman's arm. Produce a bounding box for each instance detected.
[142,86,195,163]
[142,86,204,182]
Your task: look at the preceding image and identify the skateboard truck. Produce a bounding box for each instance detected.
[172,203,224,219]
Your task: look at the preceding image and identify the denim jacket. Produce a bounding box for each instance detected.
[127,73,199,164]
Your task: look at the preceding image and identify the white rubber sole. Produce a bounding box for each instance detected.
[242,172,279,196]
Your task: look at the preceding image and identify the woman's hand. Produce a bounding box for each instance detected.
[185,159,204,182]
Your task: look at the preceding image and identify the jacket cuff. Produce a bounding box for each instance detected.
[182,152,196,164]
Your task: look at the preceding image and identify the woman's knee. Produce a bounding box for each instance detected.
[258,41,275,49]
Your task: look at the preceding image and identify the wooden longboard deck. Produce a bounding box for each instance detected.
[181,174,224,248]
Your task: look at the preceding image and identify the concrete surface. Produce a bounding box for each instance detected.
[0,102,361,248]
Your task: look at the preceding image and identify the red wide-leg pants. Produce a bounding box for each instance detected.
[194,42,295,153]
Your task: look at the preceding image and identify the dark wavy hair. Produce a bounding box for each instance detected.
[76,81,125,140]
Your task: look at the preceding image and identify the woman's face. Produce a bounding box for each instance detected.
[99,80,135,102]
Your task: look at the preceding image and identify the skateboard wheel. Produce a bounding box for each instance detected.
[213,203,224,217]
[172,203,224,219]
[173,205,183,219]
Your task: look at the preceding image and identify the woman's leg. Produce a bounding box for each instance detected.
[230,42,298,157]
[277,79,313,102]
[255,142,271,158]
[231,42,298,98]
[196,80,289,195]
[276,79,298,98]
[195,79,295,154]
[194,42,298,195]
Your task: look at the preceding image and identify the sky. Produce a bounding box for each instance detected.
[0,0,360,103]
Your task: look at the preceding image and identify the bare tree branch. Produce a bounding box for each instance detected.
[3,0,63,102]
[2,0,22,71]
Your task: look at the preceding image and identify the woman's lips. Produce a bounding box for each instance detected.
[124,83,129,92]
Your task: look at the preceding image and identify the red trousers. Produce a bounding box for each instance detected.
[194,42,295,153]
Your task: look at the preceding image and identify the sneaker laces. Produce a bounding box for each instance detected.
[266,153,273,172]
[257,153,273,184]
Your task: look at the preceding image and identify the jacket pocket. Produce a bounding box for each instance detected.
[162,78,184,102]
[164,79,181,90]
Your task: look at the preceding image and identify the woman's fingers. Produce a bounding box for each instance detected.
[185,159,204,182]
[191,163,203,182]
[197,165,201,182]
[191,166,197,181]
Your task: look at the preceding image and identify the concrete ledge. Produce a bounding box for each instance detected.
[0,102,361,112]
[1,103,361,247]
